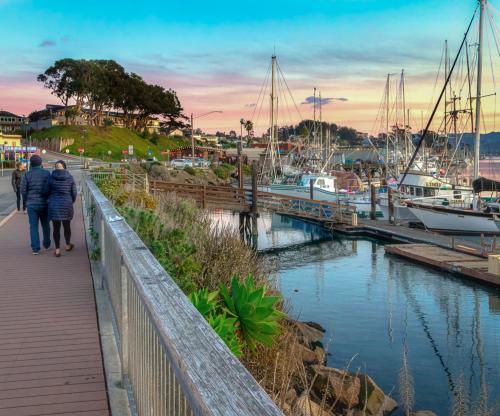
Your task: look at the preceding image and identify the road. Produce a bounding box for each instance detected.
[0,151,83,222]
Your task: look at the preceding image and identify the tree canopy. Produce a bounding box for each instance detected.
[37,59,185,132]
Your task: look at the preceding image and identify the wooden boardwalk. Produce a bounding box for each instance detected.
[0,200,110,416]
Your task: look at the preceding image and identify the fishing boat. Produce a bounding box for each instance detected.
[404,0,500,234]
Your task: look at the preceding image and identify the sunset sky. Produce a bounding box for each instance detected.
[0,0,499,135]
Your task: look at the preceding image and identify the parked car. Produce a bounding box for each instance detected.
[194,157,211,168]
[170,158,193,169]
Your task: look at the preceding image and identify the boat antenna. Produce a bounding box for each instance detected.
[398,6,478,189]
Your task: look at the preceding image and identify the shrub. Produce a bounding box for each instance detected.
[220,275,285,350]
[184,166,197,176]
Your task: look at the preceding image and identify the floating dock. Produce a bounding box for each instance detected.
[330,219,489,257]
[384,243,500,287]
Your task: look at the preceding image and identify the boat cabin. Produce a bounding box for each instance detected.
[298,174,336,191]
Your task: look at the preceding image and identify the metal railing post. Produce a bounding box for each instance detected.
[120,261,129,376]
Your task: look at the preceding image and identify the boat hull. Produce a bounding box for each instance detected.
[408,204,500,235]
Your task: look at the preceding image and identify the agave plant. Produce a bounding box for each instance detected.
[207,313,242,358]
[188,288,219,317]
[188,288,242,357]
[220,275,285,349]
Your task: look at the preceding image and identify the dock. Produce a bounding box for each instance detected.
[384,244,500,287]
[330,219,490,257]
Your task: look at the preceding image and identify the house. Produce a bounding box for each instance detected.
[29,104,161,133]
[0,132,22,147]
[169,128,184,137]
[0,111,26,133]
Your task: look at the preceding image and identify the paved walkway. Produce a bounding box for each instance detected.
[0,200,110,416]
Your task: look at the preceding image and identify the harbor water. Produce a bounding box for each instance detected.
[213,211,500,415]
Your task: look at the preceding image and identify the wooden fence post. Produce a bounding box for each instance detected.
[388,187,394,224]
[370,185,377,220]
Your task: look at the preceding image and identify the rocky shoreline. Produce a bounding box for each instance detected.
[285,320,436,416]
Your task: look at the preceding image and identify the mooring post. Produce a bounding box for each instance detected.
[237,140,244,190]
[310,178,314,200]
[481,233,485,249]
[493,235,497,252]
[450,236,455,250]
[388,187,394,224]
[251,161,259,238]
[370,184,377,220]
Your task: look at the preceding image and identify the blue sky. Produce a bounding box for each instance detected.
[0,0,498,133]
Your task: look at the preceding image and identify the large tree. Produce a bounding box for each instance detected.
[37,58,185,131]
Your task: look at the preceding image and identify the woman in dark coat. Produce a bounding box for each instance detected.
[47,160,77,257]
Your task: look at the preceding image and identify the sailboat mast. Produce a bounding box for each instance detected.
[313,87,317,148]
[473,0,485,180]
[270,54,277,179]
[385,74,390,178]
[444,40,449,159]
[319,90,323,163]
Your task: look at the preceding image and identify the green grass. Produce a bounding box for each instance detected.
[29,125,190,161]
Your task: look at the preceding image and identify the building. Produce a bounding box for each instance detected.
[0,132,22,147]
[29,104,160,134]
[169,128,184,137]
[0,111,26,133]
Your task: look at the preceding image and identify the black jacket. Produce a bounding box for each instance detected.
[47,170,77,221]
[11,169,23,192]
[21,166,51,207]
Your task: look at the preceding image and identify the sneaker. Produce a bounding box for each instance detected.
[32,251,40,255]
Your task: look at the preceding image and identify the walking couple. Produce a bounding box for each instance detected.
[21,155,77,256]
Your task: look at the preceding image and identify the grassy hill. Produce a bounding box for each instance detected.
[30,125,190,161]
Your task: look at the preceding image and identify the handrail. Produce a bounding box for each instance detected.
[82,173,282,416]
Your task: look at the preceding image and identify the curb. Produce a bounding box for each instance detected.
[0,209,17,229]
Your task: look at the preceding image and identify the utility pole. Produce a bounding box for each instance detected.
[473,0,486,180]
[191,113,195,161]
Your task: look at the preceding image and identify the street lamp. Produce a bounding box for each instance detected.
[82,128,87,169]
[190,111,223,160]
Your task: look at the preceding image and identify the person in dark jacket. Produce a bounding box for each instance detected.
[11,162,26,212]
[47,160,77,257]
[21,155,51,254]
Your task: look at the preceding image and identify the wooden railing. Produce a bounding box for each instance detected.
[82,173,282,416]
[150,180,356,225]
[151,181,248,211]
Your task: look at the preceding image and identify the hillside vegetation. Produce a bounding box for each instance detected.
[30,125,190,160]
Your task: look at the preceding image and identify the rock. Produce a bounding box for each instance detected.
[289,320,325,348]
[285,388,298,405]
[282,402,292,415]
[303,321,326,333]
[294,394,334,416]
[410,412,437,416]
[299,344,320,364]
[312,366,360,408]
[358,374,397,415]
[314,346,327,365]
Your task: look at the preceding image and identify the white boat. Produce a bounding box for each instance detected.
[378,171,472,222]
[262,174,382,216]
[399,0,498,235]
[407,201,500,234]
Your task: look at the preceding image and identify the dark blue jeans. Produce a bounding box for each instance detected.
[27,205,51,252]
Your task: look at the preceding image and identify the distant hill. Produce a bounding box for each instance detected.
[458,132,500,154]
[29,126,190,161]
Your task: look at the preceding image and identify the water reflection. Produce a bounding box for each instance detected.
[213,211,500,415]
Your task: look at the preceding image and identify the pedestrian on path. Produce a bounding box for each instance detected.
[21,155,51,254]
[46,160,77,257]
[11,162,26,212]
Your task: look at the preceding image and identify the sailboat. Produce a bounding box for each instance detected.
[406,0,500,234]
[255,56,382,216]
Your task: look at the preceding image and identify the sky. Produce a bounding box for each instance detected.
[0,0,499,135]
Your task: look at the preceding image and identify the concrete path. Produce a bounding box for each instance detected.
[0,199,110,416]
